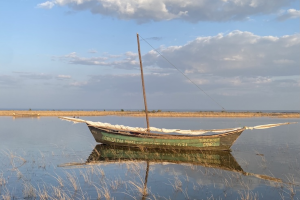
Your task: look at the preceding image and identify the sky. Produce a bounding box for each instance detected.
[0,0,299,111]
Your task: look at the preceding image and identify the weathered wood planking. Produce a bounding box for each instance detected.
[88,125,245,151]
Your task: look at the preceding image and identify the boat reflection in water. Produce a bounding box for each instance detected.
[85,144,282,183]
[86,144,248,198]
[87,144,243,172]
[60,144,285,198]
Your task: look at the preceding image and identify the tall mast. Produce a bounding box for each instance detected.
[137,33,150,132]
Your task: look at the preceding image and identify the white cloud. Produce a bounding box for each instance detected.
[54,31,300,78]
[273,59,295,64]
[37,0,294,22]
[49,30,299,110]
[142,31,300,77]
[56,51,139,69]
[63,72,300,111]
[187,75,273,91]
[3,72,299,110]
[37,1,56,9]
[19,73,53,80]
[57,52,108,65]
[277,9,300,21]
[125,51,138,58]
[69,81,87,86]
[88,49,98,53]
[0,75,20,86]
[11,72,73,82]
[56,75,71,80]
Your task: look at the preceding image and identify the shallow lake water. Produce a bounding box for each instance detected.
[0,116,299,199]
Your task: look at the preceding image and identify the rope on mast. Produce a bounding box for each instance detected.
[138,35,225,111]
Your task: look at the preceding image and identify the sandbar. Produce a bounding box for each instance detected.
[0,110,299,118]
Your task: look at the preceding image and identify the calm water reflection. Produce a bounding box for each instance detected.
[0,116,299,199]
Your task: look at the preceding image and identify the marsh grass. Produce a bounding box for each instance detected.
[168,171,183,192]
[182,187,189,199]
[1,145,300,200]
[37,185,49,200]
[128,180,148,197]
[1,187,11,200]
[95,166,105,177]
[16,169,23,180]
[52,185,72,200]
[238,190,258,200]
[79,170,92,185]
[0,173,6,186]
[127,167,149,197]
[93,184,102,199]
[285,174,297,197]
[126,162,142,176]
[23,182,36,198]
[4,150,26,170]
[66,172,79,191]
[50,173,64,187]
[93,182,112,200]
[110,177,124,190]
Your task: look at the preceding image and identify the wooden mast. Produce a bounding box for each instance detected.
[137,33,150,132]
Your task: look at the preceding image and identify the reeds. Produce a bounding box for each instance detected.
[50,173,64,187]
[79,170,92,185]
[23,182,36,199]
[110,177,124,190]
[37,185,49,200]
[286,174,297,197]
[0,172,6,186]
[93,182,112,200]
[66,172,79,191]
[238,190,258,200]
[0,145,300,200]
[52,185,72,200]
[1,187,11,200]
[170,176,183,192]
[3,150,26,170]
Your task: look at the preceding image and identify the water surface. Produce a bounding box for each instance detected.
[0,116,299,199]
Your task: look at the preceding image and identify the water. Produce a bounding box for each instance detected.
[0,116,299,199]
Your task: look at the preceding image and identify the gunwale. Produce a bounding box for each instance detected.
[87,123,246,139]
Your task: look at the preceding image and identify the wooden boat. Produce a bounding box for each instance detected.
[60,116,293,151]
[60,33,296,151]
[87,124,245,151]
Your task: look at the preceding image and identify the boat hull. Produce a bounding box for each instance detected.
[88,125,244,151]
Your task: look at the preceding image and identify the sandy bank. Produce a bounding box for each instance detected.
[0,110,299,118]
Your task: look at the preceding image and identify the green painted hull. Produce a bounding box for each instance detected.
[88,125,245,151]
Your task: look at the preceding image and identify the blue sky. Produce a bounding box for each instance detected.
[0,0,299,110]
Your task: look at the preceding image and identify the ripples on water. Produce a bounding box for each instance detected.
[0,116,299,199]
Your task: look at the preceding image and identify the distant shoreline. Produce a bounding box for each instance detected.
[0,110,299,118]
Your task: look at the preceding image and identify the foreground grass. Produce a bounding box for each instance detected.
[1,146,299,200]
[0,110,299,118]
